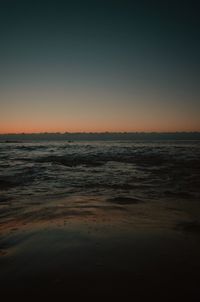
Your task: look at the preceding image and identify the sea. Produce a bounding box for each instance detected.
[0,135,200,204]
[1,134,200,299]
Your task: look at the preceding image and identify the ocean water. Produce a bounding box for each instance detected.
[0,139,200,203]
[0,138,200,232]
[1,139,200,299]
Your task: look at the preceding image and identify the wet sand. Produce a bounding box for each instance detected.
[0,195,200,301]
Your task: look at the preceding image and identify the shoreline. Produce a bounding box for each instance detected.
[1,195,200,300]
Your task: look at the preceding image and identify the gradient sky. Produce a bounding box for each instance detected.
[0,0,199,133]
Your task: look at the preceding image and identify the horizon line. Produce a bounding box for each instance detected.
[0,131,200,135]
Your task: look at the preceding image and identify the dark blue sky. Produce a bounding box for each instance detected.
[0,0,199,132]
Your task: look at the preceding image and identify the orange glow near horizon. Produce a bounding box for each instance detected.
[1,122,200,134]
[1,84,200,134]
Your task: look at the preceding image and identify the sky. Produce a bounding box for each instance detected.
[0,0,199,133]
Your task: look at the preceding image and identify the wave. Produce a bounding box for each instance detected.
[0,140,199,202]
[36,155,105,167]
[33,151,200,170]
[0,167,45,190]
[34,152,164,166]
